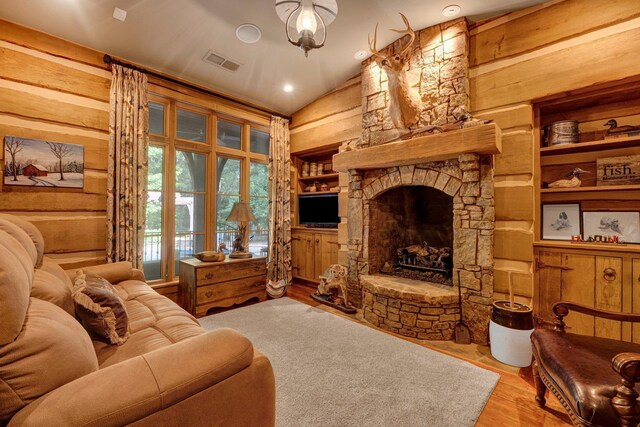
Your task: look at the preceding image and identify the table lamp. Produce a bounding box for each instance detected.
[226,201,255,258]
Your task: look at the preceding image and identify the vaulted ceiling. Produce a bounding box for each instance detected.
[0,0,547,114]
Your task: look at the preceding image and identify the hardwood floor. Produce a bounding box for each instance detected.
[286,283,573,427]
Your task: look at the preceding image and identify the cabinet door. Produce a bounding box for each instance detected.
[561,254,595,336]
[535,251,563,322]
[633,259,640,343]
[594,256,623,340]
[317,233,339,277]
[292,231,315,281]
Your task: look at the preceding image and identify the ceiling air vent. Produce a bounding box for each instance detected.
[203,50,240,73]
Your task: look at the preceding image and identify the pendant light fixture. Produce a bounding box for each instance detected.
[275,0,338,57]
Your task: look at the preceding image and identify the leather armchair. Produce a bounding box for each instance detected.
[531,301,640,427]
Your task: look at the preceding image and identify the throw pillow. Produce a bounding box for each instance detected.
[72,271,130,345]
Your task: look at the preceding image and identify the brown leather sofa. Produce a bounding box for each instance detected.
[0,214,276,426]
[531,301,640,427]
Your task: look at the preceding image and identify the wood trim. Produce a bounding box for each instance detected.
[333,124,502,172]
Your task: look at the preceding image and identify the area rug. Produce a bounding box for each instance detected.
[199,297,499,427]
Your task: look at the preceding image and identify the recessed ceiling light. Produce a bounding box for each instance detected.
[112,7,127,22]
[236,24,262,44]
[283,84,294,93]
[442,5,461,17]
[354,50,368,60]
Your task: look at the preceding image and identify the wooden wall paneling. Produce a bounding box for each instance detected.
[495,186,534,221]
[0,46,110,101]
[0,19,108,68]
[494,229,533,262]
[594,256,623,340]
[471,0,640,66]
[30,216,107,253]
[561,253,595,336]
[470,26,640,112]
[474,104,533,131]
[291,76,361,128]
[494,132,534,176]
[0,86,109,131]
[0,191,106,212]
[290,111,361,154]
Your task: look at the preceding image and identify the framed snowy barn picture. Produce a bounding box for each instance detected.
[3,136,84,189]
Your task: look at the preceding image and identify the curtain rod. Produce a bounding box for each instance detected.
[103,54,288,120]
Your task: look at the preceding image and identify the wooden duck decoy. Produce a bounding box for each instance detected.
[547,168,591,188]
[604,119,640,135]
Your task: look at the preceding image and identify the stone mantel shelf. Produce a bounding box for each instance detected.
[333,123,502,172]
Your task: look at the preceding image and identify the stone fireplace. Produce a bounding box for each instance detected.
[332,17,501,344]
[336,153,496,343]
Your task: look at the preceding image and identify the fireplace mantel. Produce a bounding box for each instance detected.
[333,123,502,172]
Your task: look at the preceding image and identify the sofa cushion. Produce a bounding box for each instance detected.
[0,298,99,422]
[0,218,38,267]
[94,280,203,367]
[0,214,44,268]
[0,232,34,345]
[73,271,130,345]
[31,269,75,316]
[40,257,73,289]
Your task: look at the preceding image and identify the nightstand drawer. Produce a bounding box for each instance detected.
[196,260,266,285]
[196,275,266,305]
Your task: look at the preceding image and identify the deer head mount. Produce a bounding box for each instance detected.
[369,13,421,130]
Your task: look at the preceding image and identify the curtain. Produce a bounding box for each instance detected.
[267,116,292,288]
[106,65,149,268]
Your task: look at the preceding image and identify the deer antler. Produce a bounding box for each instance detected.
[368,23,387,60]
[389,13,415,58]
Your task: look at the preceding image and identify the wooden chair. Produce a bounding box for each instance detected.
[531,301,640,427]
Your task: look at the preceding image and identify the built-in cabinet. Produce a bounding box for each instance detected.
[291,228,339,284]
[535,244,640,341]
[533,82,640,340]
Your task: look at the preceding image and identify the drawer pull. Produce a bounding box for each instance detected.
[603,267,617,282]
[204,272,213,280]
[205,291,213,298]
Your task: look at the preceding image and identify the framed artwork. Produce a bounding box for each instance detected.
[3,136,84,189]
[541,203,581,240]
[583,211,640,244]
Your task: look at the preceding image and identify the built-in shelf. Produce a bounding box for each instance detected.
[540,184,640,193]
[534,240,640,254]
[298,173,339,182]
[540,135,640,156]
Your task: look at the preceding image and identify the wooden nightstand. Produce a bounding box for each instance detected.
[179,256,267,317]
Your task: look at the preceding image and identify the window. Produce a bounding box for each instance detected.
[250,129,270,155]
[217,120,242,150]
[149,102,164,136]
[177,108,206,142]
[174,151,206,272]
[143,95,271,282]
[249,162,269,256]
[143,145,164,280]
[216,157,240,251]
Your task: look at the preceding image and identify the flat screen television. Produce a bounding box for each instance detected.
[298,193,339,228]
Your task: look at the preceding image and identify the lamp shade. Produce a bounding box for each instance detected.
[226,202,255,223]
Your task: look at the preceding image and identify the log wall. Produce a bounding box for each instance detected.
[0,20,111,269]
[289,76,361,153]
